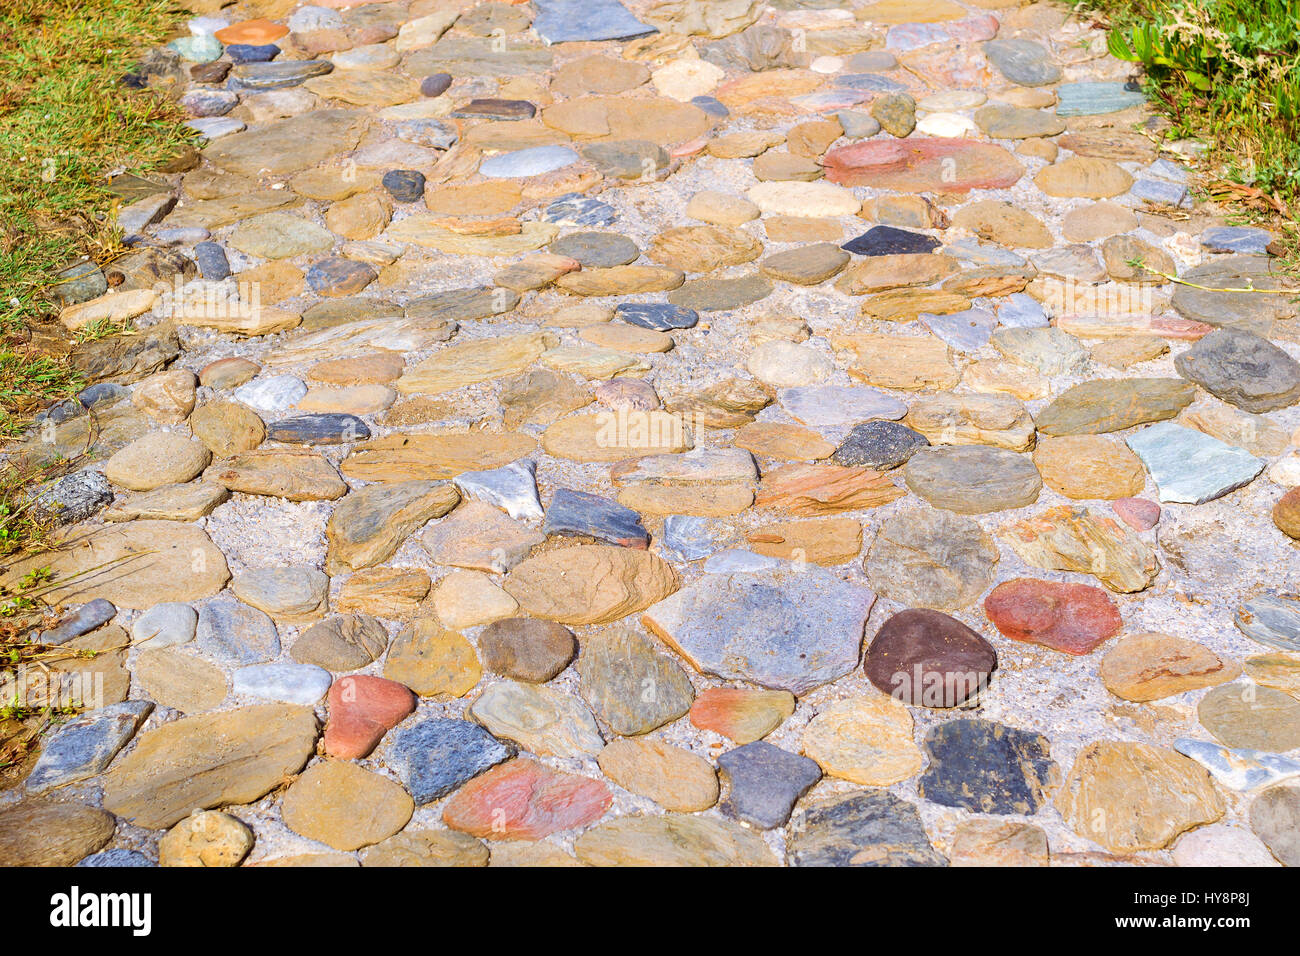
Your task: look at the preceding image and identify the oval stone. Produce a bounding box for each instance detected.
[983,578,1122,655]
[864,608,996,707]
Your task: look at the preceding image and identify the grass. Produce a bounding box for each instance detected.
[1072,0,1300,213]
[0,0,197,435]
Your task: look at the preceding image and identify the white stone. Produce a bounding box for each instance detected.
[652,59,725,102]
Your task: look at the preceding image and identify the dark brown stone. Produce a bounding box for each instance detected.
[477,617,577,683]
[864,608,996,707]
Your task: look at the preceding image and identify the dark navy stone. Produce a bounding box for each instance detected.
[718,741,821,830]
[78,382,130,409]
[36,598,117,646]
[78,849,156,867]
[305,257,376,295]
[544,192,616,227]
[382,168,426,202]
[225,43,280,63]
[616,302,699,331]
[532,0,656,43]
[832,420,929,469]
[789,791,947,867]
[31,470,114,526]
[543,488,649,548]
[842,225,941,257]
[269,413,370,445]
[386,718,514,805]
[421,72,452,97]
[194,241,231,280]
[917,718,1057,815]
[268,413,370,445]
[691,95,729,118]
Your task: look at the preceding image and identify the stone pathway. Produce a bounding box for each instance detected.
[4,0,1300,867]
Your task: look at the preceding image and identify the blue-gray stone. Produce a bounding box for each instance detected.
[837,73,907,93]
[643,565,873,695]
[920,308,996,351]
[194,241,231,280]
[155,226,211,245]
[691,95,728,118]
[997,291,1050,328]
[1174,326,1300,413]
[1175,737,1300,791]
[36,598,117,646]
[1131,177,1189,207]
[454,459,543,520]
[660,515,714,562]
[701,550,787,574]
[788,791,947,866]
[1202,226,1273,255]
[1145,157,1188,182]
[382,168,426,202]
[1126,421,1264,504]
[196,596,279,665]
[131,602,198,649]
[532,0,656,43]
[78,383,130,409]
[33,398,84,426]
[832,420,928,470]
[842,225,940,257]
[836,109,880,138]
[615,302,698,331]
[421,73,452,97]
[544,193,616,227]
[1055,80,1145,116]
[268,413,369,445]
[386,718,514,805]
[27,701,153,793]
[479,145,579,178]
[777,385,908,430]
[228,60,332,91]
[917,719,1055,815]
[393,117,458,148]
[54,260,107,306]
[982,38,1062,87]
[78,849,156,867]
[1236,592,1300,652]
[30,470,113,526]
[718,741,821,829]
[305,257,376,295]
[543,488,648,548]
[845,51,898,72]
[231,662,332,705]
[181,89,238,117]
[187,117,245,140]
[226,43,279,64]
[944,237,1029,269]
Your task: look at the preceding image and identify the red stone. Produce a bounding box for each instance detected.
[983,578,1123,655]
[823,138,1024,193]
[323,675,416,759]
[214,18,289,45]
[442,759,612,840]
[1112,496,1160,531]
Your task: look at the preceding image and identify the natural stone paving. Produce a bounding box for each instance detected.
[6,0,1300,868]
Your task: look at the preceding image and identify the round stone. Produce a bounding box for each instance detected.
[864,608,997,707]
[801,695,923,786]
[832,420,929,469]
[281,761,414,851]
[983,578,1123,655]
[381,169,426,202]
[549,231,639,268]
[1250,784,1300,865]
[132,602,198,649]
[159,811,253,867]
[903,445,1042,514]
[477,617,576,683]
[597,737,719,811]
[1273,487,1300,539]
[104,432,211,492]
[1100,632,1241,702]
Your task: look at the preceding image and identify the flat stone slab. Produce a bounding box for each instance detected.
[1236,592,1300,652]
[1126,422,1264,504]
[642,565,875,695]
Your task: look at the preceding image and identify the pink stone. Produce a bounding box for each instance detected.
[323,675,416,759]
[1113,497,1160,531]
[671,136,709,158]
[984,578,1123,655]
[823,138,1024,193]
[442,758,612,840]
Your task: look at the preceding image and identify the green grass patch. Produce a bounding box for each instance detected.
[1074,0,1300,210]
[0,0,197,436]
